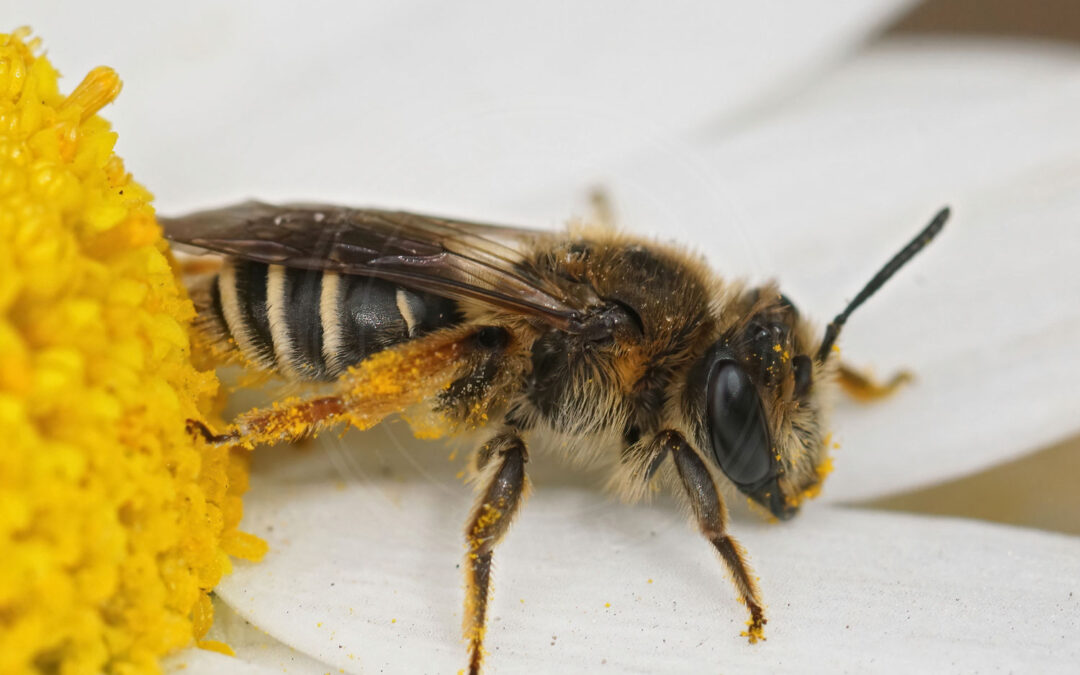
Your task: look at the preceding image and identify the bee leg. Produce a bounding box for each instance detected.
[663,430,766,643]
[189,329,473,448]
[186,418,240,445]
[186,394,348,448]
[837,362,913,402]
[464,431,529,675]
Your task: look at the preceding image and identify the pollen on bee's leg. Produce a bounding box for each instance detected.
[462,433,528,674]
[742,607,767,644]
[233,396,348,447]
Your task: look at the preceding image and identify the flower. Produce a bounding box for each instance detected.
[11,3,1080,673]
[0,29,264,674]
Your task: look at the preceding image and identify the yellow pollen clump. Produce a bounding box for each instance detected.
[741,620,766,644]
[0,29,262,674]
[787,454,836,509]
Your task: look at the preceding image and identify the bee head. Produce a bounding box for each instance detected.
[695,292,817,521]
[692,207,949,520]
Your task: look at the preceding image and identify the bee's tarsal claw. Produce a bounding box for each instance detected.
[185,419,238,446]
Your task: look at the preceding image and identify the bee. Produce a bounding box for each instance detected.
[163,200,948,674]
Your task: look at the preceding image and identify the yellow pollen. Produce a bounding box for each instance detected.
[0,30,261,673]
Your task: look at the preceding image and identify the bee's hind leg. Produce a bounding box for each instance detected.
[661,430,766,643]
[186,418,240,445]
[186,328,475,448]
[837,362,912,402]
[463,430,530,675]
[185,394,349,448]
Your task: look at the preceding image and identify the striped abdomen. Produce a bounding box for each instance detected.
[211,259,460,381]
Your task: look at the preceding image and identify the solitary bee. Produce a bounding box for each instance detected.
[164,200,947,674]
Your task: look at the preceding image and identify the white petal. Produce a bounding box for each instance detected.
[17,0,911,213]
[162,597,337,674]
[163,598,336,673]
[218,440,1080,673]
[519,39,1080,500]
[163,648,297,675]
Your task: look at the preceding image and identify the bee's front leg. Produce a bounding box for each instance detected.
[836,362,912,402]
[662,430,766,643]
[463,430,530,675]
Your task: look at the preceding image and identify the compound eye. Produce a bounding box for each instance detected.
[705,359,774,487]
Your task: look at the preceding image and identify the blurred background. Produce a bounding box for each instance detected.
[873,0,1080,535]
[893,0,1080,42]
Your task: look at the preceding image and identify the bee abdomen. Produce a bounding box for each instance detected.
[322,269,460,378]
[212,259,460,381]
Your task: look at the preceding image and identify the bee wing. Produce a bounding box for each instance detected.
[161,201,585,330]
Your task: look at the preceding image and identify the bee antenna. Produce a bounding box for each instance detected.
[816,207,950,362]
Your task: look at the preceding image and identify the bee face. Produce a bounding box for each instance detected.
[687,290,832,520]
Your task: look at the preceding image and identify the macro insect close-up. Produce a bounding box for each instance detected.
[165,199,946,673]
[5,2,1080,674]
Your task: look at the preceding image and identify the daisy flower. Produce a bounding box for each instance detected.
[9,1,1080,673]
[0,28,265,675]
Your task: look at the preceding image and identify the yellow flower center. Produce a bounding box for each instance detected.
[0,28,264,674]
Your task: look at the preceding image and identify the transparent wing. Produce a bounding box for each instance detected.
[161,201,585,330]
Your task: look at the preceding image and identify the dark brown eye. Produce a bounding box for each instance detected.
[705,359,773,487]
[792,354,813,398]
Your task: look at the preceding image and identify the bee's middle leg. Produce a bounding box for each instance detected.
[463,430,529,675]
